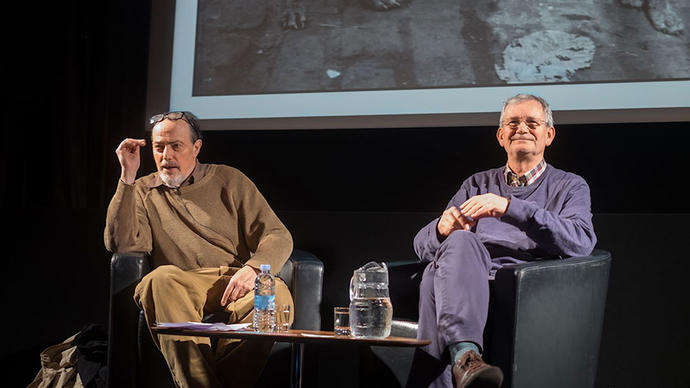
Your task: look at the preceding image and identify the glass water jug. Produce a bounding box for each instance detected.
[348,261,393,338]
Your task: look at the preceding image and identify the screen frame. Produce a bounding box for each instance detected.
[145,0,690,130]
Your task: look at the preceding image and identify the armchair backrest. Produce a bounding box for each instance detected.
[488,249,612,388]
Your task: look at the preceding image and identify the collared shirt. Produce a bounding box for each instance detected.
[148,160,208,188]
[504,159,547,187]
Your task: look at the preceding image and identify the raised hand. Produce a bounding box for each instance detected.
[116,138,146,184]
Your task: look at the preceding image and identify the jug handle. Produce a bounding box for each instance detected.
[349,275,355,301]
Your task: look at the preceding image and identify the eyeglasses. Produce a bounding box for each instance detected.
[149,111,196,126]
[503,119,545,130]
[149,111,202,141]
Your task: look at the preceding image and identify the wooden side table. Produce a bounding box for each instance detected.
[153,326,430,388]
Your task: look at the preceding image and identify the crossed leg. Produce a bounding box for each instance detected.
[134,265,293,388]
[413,231,492,387]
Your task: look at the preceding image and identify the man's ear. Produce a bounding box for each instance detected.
[545,126,555,147]
[193,139,202,157]
[496,126,506,147]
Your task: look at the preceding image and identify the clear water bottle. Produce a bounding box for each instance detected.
[253,264,276,332]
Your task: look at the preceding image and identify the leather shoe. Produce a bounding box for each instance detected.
[451,350,503,388]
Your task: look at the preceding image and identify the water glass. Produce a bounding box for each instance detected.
[277,304,291,332]
[334,307,351,336]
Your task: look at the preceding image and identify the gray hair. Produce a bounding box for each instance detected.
[149,111,203,143]
[499,94,554,128]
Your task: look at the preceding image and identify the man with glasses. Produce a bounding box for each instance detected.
[410,94,597,388]
[105,111,294,387]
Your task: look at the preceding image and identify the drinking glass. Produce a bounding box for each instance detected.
[277,304,291,332]
[334,307,351,336]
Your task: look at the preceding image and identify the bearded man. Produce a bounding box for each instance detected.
[105,111,293,387]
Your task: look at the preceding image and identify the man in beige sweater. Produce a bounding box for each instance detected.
[104,111,294,388]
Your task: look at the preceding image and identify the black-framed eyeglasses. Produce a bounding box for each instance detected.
[149,111,195,126]
[149,111,202,141]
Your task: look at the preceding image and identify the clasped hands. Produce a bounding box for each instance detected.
[437,193,510,237]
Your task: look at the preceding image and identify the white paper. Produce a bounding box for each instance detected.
[299,332,334,338]
[157,322,251,331]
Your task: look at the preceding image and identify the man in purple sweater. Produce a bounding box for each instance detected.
[412,94,597,388]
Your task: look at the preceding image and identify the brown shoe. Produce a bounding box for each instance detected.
[451,350,503,388]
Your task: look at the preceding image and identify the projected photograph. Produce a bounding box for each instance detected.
[192,0,689,96]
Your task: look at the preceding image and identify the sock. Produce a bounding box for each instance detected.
[449,341,481,364]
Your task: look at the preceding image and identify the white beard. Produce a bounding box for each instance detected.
[160,171,186,188]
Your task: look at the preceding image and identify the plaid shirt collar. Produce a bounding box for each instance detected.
[504,159,547,187]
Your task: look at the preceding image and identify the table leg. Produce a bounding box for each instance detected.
[290,342,304,388]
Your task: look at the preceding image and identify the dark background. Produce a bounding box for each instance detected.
[2,1,689,387]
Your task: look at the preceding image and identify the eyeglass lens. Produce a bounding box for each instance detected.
[505,119,543,129]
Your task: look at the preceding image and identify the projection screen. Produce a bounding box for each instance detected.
[146,0,690,129]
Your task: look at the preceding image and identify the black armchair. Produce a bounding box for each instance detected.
[107,249,324,388]
[367,249,611,388]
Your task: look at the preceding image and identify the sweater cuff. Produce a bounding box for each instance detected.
[242,263,261,274]
[245,256,284,275]
[109,179,136,209]
[430,222,443,250]
[117,178,136,191]
[244,257,265,271]
[502,196,537,226]
[413,218,442,262]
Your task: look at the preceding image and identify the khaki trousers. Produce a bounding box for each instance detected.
[134,265,294,388]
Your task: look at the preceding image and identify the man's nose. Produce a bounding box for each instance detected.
[162,145,173,159]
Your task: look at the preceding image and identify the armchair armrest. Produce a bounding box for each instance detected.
[495,248,611,274]
[108,252,151,388]
[279,249,324,331]
[110,252,151,295]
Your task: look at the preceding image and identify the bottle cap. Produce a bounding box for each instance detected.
[260,264,271,272]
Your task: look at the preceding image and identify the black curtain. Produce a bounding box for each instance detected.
[2,0,151,209]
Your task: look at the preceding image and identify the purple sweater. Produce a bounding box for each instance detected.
[414,164,597,262]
